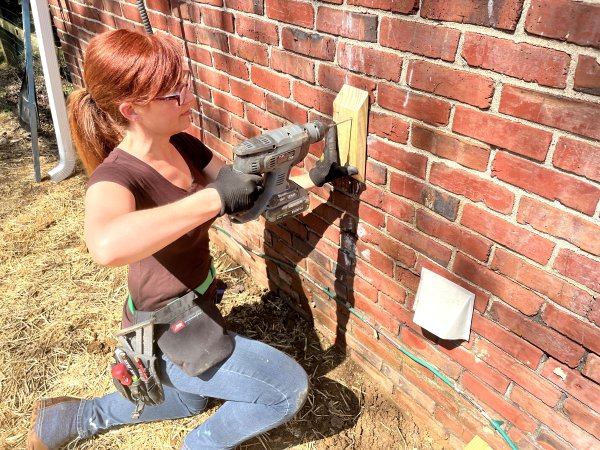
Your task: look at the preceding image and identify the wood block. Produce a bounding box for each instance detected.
[333,84,369,183]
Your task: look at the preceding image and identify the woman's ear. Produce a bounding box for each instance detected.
[119,102,140,122]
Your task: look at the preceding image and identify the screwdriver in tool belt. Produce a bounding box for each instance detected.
[111,363,132,386]
[116,349,140,384]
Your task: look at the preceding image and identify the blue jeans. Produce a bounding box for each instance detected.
[76,334,309,449]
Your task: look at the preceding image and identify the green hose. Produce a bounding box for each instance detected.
[212,225,519,449]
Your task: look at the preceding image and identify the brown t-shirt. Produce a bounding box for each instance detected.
[87,132,215,326]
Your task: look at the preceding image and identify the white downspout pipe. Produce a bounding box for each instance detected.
[30,0,75,182]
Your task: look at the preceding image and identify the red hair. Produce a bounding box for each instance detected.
[68,29,184,174]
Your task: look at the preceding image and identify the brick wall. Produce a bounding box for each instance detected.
[48,0,600,448]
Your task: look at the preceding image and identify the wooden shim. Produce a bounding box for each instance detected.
[333,84,369,183]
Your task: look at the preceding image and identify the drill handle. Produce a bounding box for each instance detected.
[229,168,282,224]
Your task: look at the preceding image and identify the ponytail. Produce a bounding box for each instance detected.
[68,88,124,175]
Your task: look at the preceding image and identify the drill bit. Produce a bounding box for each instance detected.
[327,118,353,130]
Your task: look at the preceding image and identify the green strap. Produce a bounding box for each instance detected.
[128,263,215,315]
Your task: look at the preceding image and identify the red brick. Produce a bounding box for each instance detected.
[316,7,378,42]
[195,65,230,91]
[388,217,452,267]
[453,106,551,161]
[368,111,409,144]
[201,102,231,127]
[554,249,600,293]
[583,354,600,384]
[380,17,460,61]
[543,303,600,354]
[230,78,266,108]
[229,36,268,66]
[356,241,394,277]
[213,52,248,80]
[266,94,308,124]
[421,0,524,31]
[564,397,600,440]
[590,300,600,327]
[400,327,462,379]
[525,0,600,48]
[511,385,598,449]
[574,55,600,95]
[462,372,538,432]
[462,33,569,88]
[224,0,264,14]
[475,339,561,407]
[337,42,403,81]
[270,48,315,83]
[500,85,600,141]
[250,66,290,98]
[348,0,418,13]
[490,302,586,368]
[317,65,376,100]
[461,204,555,265]
[411,124,490,172]
[365,160,387,185]
[407,59,495,108]
[195,26,229,51]
[293,81,335,116]
[203,130,233,159]
[497,153,600,216]
[492,248,593,317]
[281,27,336,61]
[416,210,491,261]
[187,43,213,67]
[236,16,278,45]
[455,253,544,316]
[245,104,285,130]
[518,196,600,256]
[533,429,575,450]
[367,136,427,179]
[355,259,412,301]
[402,364,462,415]
[553,136,600,183]
[357,222,416,268]
[200,6,234,32]
[542,358,600,411]
[381,193,415,221]
[266,0,314,28]
[354,291,400,334]
[430,163,514,214]
[378,83,451,126]
[212,90,244,116]
[230,116,261,139]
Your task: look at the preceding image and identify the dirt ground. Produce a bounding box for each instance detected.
[0,62,447,449]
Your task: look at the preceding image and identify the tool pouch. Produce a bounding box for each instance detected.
[113,319,165,419]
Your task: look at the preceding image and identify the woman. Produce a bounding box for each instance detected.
[28,29,355,450]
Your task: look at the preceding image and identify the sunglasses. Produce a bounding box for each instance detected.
[154,71,192,106]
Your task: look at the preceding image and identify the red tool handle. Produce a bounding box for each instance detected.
[111,363,132,386]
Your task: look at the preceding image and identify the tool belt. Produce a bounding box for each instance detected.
[111,264,233,419]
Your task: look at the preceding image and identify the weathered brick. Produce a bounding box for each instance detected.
[500,85,600,141]
[236,16,279,45]
[400,327,462,379]
[230,116,261,139]
[357,221,416,268]
[430,163,514,214]
[212,90,244,116]
[525,0,600,48]
[462,33,569,88]
[583,353,600,384]
[388,217,453,266]
[367,136,427,179]
[490,302,585,368]
[201,101,231,128]
[338,42,403,81]
[453,106,551,161]
[542,358,600,411]
[564,397,600,440]
[380,17,460,61]
[230,78,266,108]
[348,0,418,14]
[187,43,213,67]
[195,26,229,51]
[293,81,335,116]
[411,124,490,171]
[201,6,234,32]
[421,0,524,31]
[281,27,336,61]
[543,303,600,354]
[416,210,492,261]
[266,94,308,124]
[270,48,315,83]
[475,339,561,407]
[316,7,378,42]
[553,136,600,183]
[463,203,555,265]
[574,55,600,96]
[407,59,495,108]
[368,111,409,144]
[249,67,289,99]
[229,36,269,66]
[455,253,544,316]
[213,52,248,80]
[365,160,387,185]
[511,385,599,449]
[266,0,314,28]
[403,364,462,415]
[517,196,600,256]
[195,65,230,91]
[317,65,376,100]
[493,152,600,216]
[554,249,600,293]
[245,104,285,130]
[462,372,538,432]
[224,0,264,14]
[355,259,410,300]
[379,83,451,126]
[492,248,593,317]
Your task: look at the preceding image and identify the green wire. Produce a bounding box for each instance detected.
[212,225,519,449]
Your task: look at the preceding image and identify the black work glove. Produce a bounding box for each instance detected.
[309,127,359,187]
[207,165,263,216]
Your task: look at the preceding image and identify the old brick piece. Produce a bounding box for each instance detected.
[421,0,524,31]
[316,7,378,42]
[266,0,314,28]
[348,0,418,14]
[553,137,600,183]
[525,0,600,48]
[338,42,403,82]
[574,55,600,96]
[462,33,569,88]
[379,83,451,126]
[281,27,336,61]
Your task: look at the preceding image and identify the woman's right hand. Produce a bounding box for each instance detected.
[207,165,263,216]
